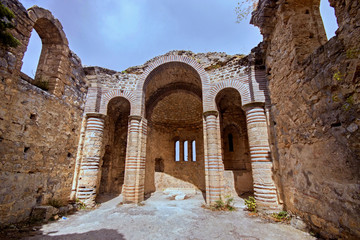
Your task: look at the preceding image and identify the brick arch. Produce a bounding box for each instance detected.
[23,6,70,97]
[100,89,136,115]
[133,55,210,116]
[204,79,253,111]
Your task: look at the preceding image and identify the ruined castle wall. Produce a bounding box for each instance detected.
[0,0,88,225]
[252,0,359,238]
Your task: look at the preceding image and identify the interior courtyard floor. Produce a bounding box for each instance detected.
[16,191,316,240]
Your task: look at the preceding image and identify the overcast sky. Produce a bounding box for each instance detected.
[19,0,338,76]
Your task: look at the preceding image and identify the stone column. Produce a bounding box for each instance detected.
[244,104,280,210]
[203,111,224,204]
[123,116,147,203]
[76,113,106,206]
[70,116,87,200]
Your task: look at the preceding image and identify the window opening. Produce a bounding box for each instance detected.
[184,141,188,161]
[192,140,196,162]
[228,133,234,152]
[320,0,338,39]
[21,30,41,78]
[175,140,180,162]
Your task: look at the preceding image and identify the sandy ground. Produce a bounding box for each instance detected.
[18,192,315,240]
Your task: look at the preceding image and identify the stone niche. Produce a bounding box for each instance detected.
[97,97,130,201]
[144,62,205,194]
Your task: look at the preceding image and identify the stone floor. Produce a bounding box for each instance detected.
[15,192,315,240]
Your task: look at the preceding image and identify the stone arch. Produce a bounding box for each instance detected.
[205,79,252,111]
[100,90,136,115]
[133,55,210,116]
[23,6,70,96]
[27,6,69,45]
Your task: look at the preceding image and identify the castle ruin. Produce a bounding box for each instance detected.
[0,0,359,239]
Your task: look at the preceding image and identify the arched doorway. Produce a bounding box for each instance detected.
[143,62,205,196]
[216,88,253,197]
[97,97,130,202]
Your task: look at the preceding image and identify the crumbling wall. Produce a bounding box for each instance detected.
[252,0,360,238]
[0,0,88,225]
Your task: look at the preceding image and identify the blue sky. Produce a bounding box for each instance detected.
[19,0,338,76]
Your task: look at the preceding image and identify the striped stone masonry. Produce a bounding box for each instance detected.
[123,115,147,203]
[205,79,252,111]
[244,104,280,210]
[203,110,224,204]
[76,113,106,206]
[75,52,280,210]
[70,116,87,200]
[133,55,211,116]
[100,89,136,115]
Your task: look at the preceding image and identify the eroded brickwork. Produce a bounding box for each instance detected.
[252,0,359,238]
[0,0,88,225]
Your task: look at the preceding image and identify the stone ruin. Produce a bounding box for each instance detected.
[0,0,359,239]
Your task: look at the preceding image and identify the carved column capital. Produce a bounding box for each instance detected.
[85,112,107,120]
[128,115,142,121]
[242,102,265,112]
[203,110,218,119]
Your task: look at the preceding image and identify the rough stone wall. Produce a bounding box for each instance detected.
[0,0,88,225]
[252,0,359,238]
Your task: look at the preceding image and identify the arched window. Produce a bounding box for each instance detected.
[191,140,196,162]
[20,7,70,96]
[184,141,188,161]
[175,140,180,162]
[21,30,41,78]
[228,133,234,152]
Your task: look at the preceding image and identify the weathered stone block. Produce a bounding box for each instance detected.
[30,206,59,221]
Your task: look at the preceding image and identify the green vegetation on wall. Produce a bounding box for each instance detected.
[0,3,20,48]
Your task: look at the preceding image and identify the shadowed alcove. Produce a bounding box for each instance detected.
[97,97,130,202]
[216,88,253,197]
